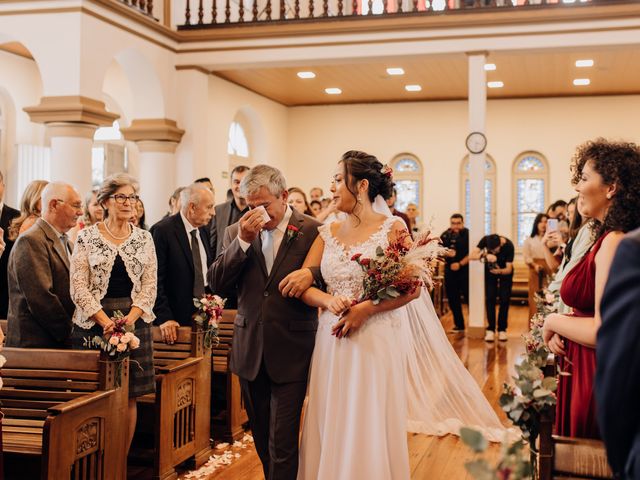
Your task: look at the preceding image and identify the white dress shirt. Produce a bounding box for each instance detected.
[180,212,209,287]
[238,206,293,260]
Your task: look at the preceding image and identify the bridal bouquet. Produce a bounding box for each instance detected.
[193,294,226,349]
[351,230,445,305]
[84,310,140,386]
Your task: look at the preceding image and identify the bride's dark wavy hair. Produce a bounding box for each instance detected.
[339,150,395,225]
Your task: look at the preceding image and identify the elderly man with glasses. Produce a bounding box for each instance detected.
[5,181,83,348]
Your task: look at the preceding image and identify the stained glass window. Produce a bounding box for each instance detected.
[513,153,548,247]
[391,154,423,218]
[461,155,496,235]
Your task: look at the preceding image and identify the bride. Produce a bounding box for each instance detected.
[283,151,508,479]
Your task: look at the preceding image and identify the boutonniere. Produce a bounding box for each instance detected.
[286,224,303,242]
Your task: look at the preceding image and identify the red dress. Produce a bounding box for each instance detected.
[556,231,608,439]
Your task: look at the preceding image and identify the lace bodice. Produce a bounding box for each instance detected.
[70,224,158,328]
[319,217,399,300]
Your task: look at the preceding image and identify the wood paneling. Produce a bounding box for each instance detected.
[214,46,640,106]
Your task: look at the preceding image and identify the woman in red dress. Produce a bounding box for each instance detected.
[543,139,640,439]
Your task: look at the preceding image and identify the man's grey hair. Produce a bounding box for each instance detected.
[41,181,77,215]
[239,165,287,198]
[180,183,213,212]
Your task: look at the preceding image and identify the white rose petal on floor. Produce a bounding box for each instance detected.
[184,434,255,478]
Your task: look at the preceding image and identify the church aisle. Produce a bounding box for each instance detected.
[180,305,528,480]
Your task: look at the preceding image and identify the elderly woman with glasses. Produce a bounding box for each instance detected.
[69,173,157,454]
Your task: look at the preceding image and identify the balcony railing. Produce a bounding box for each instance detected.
[119,0,156,17]
[175,0,602,29]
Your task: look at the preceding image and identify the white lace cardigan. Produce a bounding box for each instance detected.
[70,224,158,328]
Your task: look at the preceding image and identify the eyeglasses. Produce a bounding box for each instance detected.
[55,199,83,209]
[110,194,140,204]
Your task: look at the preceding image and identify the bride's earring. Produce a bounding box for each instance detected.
[357,194,363,204]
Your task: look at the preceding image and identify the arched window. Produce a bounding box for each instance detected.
[461,155,496,235]
[93,120,127,186]
[390,153,423,214]
[228,121,249,161]
[512,152,549,247]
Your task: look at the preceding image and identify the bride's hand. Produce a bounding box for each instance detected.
[332,303,371,338]
[325,295,352,316]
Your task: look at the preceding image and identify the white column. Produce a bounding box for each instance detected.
[47,122,97,196]
[137,140,178,226]
[467,52,487,339]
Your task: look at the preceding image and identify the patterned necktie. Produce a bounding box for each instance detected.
[60,234,71,259]
[190,230,205,298]
[262,229,274,274]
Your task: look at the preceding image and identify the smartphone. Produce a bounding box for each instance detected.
[547,219,558,232]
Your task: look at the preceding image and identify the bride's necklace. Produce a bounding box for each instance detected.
[103,221,131,240]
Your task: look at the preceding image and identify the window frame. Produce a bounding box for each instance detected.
[460,154,497,236]
[390,152,423,216]
[511,151,550,248]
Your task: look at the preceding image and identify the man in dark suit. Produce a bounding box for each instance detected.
[6,182,82,348]
[0,170,20,318]
[597,228,640,480]
[208,165,322,480]
[151,183,215,344]
[210,165,250,257]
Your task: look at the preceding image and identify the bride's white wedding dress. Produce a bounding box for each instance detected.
[298,216,508,480]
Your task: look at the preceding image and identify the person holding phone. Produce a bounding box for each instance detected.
[523,213,554,317]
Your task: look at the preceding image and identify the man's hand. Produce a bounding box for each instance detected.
[446,248,456,258]
[543,230,562,248]
[159,320,180,344]
[279,268,314,298]
[238,209,266,244]
[486,253,497,263]
[450,262,460,272]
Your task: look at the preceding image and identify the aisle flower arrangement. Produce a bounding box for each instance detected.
[193,294,226,349]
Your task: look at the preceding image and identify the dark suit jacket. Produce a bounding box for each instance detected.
[151,213,214,326]
[0,204,20,318]
[208,209,321,384]
[210,200,248,257]
[5,218,75,348]
[597,229,640,480]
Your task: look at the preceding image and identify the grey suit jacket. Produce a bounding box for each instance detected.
[208,208,321,383]
[5,218,75,348]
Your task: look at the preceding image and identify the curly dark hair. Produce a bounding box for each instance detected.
[571,138,640,238]
[340,150,394,202]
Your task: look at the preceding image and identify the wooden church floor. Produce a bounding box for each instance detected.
[132,305,528,480]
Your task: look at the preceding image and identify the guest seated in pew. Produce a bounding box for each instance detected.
[151,183,214,344]
[5,181,82,348]
[69,173,158,454]
[8,179,48,240]
[597,227,640,480]
[543,139,640,439]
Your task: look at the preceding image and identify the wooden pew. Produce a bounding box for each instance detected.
[134,324,211,480]
[211,309,248,441]
[0,347,128,480]
[537,357,613,480]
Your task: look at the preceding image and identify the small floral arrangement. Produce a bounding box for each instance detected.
[351,230,445,305]
[84,310,140,387]
[461,427,532,480]
[193,294,226,349]
[380,164,393,178]
[286,224,303,242]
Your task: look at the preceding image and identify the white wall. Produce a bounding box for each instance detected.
[286,95,640,237]
[0,50,44,204]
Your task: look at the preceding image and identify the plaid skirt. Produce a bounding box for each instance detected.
[71,297,155,398]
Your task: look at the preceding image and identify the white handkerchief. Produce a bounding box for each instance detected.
[255,205,271,223]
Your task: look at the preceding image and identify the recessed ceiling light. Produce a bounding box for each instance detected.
[325,87,342,95]
[297,71,316,79]
[573,78,591,86]
[487,81,504,88]
[386,67,405,76]
[575,59,594,68]
[484,63,496,71]
[405,85,422,92]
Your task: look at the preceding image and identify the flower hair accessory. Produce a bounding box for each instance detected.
[381,164,393,178]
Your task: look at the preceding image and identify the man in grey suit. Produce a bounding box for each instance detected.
[208,165,322,480]
[6,182,82,348]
